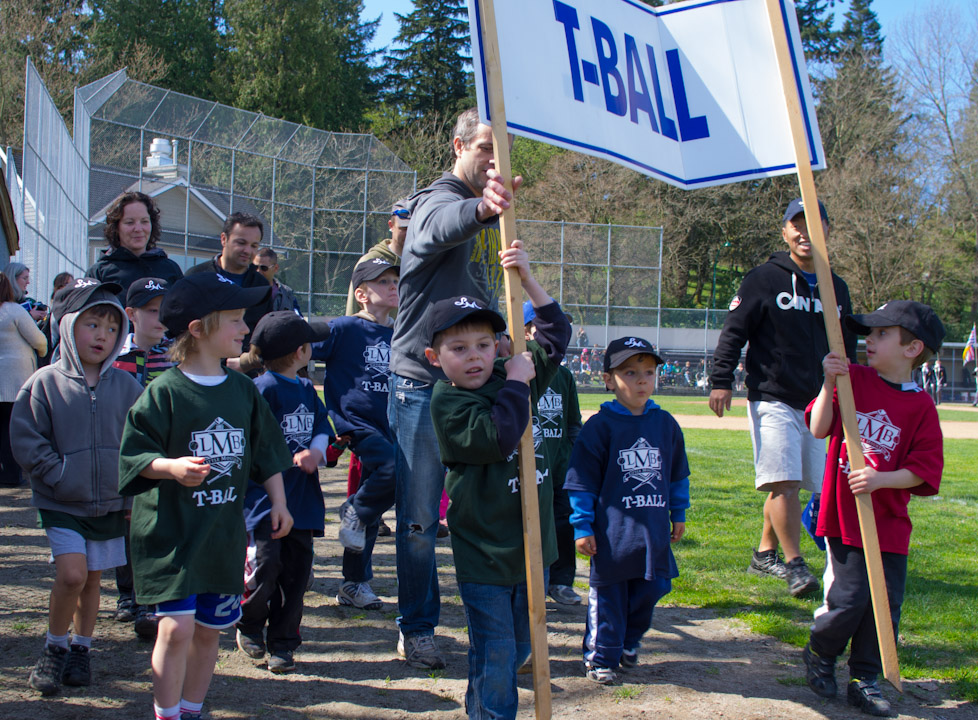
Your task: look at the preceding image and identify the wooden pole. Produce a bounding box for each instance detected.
[764,0,901,692]
[477,0,552,716]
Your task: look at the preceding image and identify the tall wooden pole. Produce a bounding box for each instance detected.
[764,0,901,692]
[477,0,552,716]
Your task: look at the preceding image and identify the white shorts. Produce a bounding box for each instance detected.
[747,400,825,493]
[46,527,126,571]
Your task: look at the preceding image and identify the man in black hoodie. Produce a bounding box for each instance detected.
[709,198,855,598]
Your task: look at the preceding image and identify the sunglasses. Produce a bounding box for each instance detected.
[392,208,410,219]
[258,264,272,272]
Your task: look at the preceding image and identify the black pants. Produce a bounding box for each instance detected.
[237,517,314,653]
[809,537,907,680]
[0,402,22,486]
[549,485,577,587]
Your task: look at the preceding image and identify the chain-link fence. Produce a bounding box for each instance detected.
[8,58,90,304]
[76,71,418,316]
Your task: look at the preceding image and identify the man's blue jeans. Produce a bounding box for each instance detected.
[388,373,444,638]
[457,574,544,720]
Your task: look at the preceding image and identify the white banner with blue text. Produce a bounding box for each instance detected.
[469,0,824,190]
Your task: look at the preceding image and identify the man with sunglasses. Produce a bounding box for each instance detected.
[254,247,302,316]
[344,201,409,316]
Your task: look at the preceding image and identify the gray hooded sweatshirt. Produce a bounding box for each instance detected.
[390,173,504,383]
[10,299,143,517]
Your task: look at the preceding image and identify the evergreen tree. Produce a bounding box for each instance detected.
[87,0,221,99]
[838,0,883,59]
[384,0,471,118]
[794,0,838,64]
[219,0,378,131]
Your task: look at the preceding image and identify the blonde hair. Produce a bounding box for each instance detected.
[167,311,223,364]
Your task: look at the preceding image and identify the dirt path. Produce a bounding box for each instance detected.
[0,472,973,719]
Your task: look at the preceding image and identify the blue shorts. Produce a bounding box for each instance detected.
[156,593,243,629]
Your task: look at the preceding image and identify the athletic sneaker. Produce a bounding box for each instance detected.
[29,644,67,695]
[847,677,892,716]
[180,713,202,720]
[620,648,639,669]
[236,629,266,658]
[61,644,91,686]
[584,662,619,685]
[134,605,158,640]
[338,501,366,552]
[377,520,392,537]
[114,595,136,622]
[802,642,837,698]
[548,584,582,605]
[748,548,788,579]
[268,651,295,674]
[397,631,446,670]
[436,522,450,539]
[337,581,383,610]
[785,556,820,597]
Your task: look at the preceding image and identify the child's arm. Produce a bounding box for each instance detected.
[809,352,847,439]
[847,467,924,495]
[499,239,548,308]
[569,489,598,557]
[140,457,211,486]
[9,385,62,487]
[261,472,295,539]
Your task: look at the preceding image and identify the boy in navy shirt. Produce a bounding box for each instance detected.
[427,241,570,720]
[312,258,398,610]
[236,311,333,673]
[565,336,690,685]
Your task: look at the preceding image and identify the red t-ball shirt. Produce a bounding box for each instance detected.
[806,363,942,555]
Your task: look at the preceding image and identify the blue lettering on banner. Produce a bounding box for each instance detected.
[552,0,708,143]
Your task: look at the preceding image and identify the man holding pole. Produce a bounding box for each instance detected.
[388,107,518,669]
[709,198,855,598]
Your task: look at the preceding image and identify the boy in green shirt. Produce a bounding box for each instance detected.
[119,273,293,720]
[426,241,570,720]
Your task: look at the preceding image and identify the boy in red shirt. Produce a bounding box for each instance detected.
[804,301,944,717]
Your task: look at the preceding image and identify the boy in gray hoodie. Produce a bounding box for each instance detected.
[11,278,143,695]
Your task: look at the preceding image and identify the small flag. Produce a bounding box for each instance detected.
[964,324,977,365]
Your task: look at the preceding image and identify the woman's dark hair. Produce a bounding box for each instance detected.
[52,272,74,297]
[0,274,15,304]
[104,192,161,250]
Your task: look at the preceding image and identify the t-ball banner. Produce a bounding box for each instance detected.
[468,0,824,190]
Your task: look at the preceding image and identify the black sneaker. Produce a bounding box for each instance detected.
[802,642,836,698]
[236,629,266,658]
[847,678,892,716]
[748,548,788,579]
[29,644,67,695]
[134,605,159,640]
[114,596,136,622]
[785,556,820,597]
[268,650,295,674]
[62,644,91,687]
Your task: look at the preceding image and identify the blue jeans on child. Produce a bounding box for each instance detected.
[388,373,444,638]
[584,575,672,669]
[458,573,545,720]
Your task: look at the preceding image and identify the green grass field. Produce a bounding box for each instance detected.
[669,428,978,700]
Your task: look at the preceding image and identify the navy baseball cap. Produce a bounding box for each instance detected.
[251,311,330,360]
[783,197,829,226]
[604,336,663,372]
[351,257,398,289]
[126,277,170,308]
[160,273,271,338]
[845,300,945,353]
[52,277,123,324]
[428,295,506,344]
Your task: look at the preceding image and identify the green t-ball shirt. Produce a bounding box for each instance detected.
[119,368,292,605]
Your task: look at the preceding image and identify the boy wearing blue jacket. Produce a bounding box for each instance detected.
[565,336,691,685]
[235,311,333,673]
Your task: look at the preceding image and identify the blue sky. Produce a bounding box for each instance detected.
[362,0,972,55]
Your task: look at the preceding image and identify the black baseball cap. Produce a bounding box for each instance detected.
[428,295,506,344]
[160,273,271,338]
[604,336,663,372]
[52,278,123,324]
[351,258,398,289]
[783,197,829,226]
[251,311,330,360]
[845,300,945,353]
[126,277,170,308]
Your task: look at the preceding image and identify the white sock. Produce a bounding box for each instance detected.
[180,698,204,714]
[154,702,180,720]
[46,631,70,649]
[71,634,92,649]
